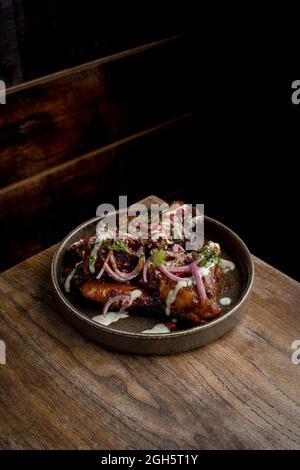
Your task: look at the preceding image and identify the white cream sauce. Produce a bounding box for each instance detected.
[64,272,74,293]
[198,261,216,277]
[220,297,232,306]
[91,290,142,327]
[64,262,81,293]
[89,240,102,273]
[207,241,220,251]
[198,266,210,276]
[92,311,129,326]
[129,289,142,304]
[164,249,222,316]
[165,279,194,316]
[220,258,236,273]
[142,323,171,334]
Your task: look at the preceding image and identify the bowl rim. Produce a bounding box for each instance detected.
[51,215,254,340]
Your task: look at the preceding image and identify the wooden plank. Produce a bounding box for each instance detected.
[1,0,187,88]
[0,245,299,449]
[6,34,188,94]
[0,113,196,271]
[0,34,197,188]
[0,113,195,217]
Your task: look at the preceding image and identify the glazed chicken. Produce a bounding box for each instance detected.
[80,281,158,311]
[63,203,230,327]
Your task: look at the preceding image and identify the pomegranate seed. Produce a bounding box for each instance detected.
[165,321,176,332]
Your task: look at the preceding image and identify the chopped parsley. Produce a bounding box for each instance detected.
[195,246,220,267]
[108,239,129,253]
[150,249,167,268]
[87,240,95,250]
[73,263,86,280]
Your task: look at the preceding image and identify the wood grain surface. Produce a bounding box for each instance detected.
[0,113,197,272]
[0,34,195,188]
[0,247,300,449]
[0,32,197,271]
[0,1,185,87]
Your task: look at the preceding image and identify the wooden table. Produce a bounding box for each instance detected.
[0,246,300,450]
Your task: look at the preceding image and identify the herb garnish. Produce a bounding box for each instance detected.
[73,263,87,280]
[195,246,220,267]
[108,239,129,253]
[150,249,167,268]
[87,241,94,250]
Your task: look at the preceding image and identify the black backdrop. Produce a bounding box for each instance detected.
[161,78,298,280]
[190,78,298,280]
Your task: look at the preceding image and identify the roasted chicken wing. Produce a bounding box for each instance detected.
[80,281,157,310]
[63,204,234,327]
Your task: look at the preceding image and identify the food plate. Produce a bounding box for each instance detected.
[51,196,254,354]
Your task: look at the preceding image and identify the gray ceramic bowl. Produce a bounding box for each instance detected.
[51,210,254,355]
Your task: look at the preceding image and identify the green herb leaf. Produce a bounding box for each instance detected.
[109,239,129,253]
[195,246,220,267]
[73,264,86,280]
[150,249,167,268]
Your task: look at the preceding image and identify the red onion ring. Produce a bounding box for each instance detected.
[109,252,145,281]
[190,261,207,302]
[159,265,192,283]
[104,262,129,282]
[173,244,185,253]
[120,301,129,312]
[143,262,149,283]
[96,252,112,280]
[102,295,130,315]
[167,265,191,273]
[135,246,144,257]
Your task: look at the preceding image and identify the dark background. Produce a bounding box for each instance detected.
[0,1,298,280]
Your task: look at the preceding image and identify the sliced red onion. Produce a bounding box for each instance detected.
[109,252,145,280]
[173,244,185,253]
[120,298,131,312]
[135,246,144,257]
[96,252,111,280]
[143,262,149,283]
[167,265,192,273]
[102,295,130,314]
[104,263,129,282]
[159,265,192,283]
[109,252,127,276]
[190,261,207,302]
[165,251,182,258]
